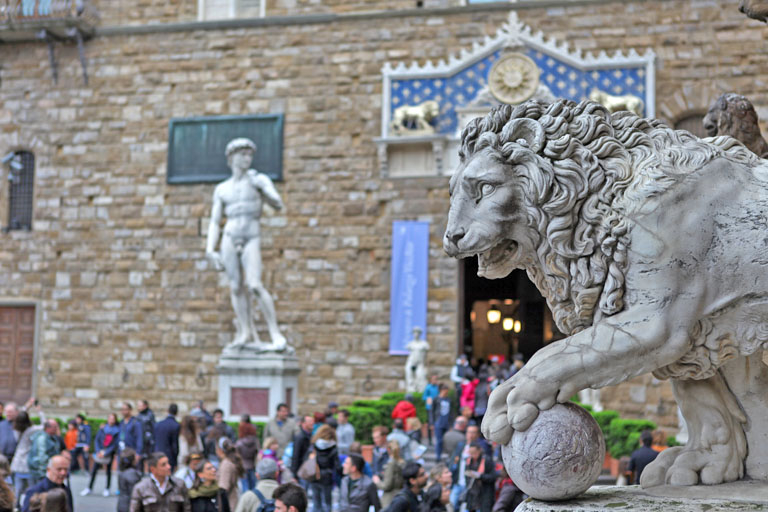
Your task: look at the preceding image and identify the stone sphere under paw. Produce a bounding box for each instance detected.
[502,402,605,501]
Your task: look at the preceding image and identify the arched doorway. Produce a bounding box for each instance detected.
[458,258,564,365]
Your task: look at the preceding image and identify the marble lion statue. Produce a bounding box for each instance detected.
[390,100,439,134]
[444,99,768,488]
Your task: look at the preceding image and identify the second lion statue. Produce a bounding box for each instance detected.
[444,99,768,488]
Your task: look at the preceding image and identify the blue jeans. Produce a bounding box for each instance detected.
[450,483,465,511]
[310,482,332,512]
[14,473,32,508]
[434,426,448,462]
[241,468,256,492]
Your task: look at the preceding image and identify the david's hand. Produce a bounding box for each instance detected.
[206,251,224,271]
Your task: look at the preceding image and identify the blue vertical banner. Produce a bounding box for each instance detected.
[389,220,430,355]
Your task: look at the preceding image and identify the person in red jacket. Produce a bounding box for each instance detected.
[391,397,417,423]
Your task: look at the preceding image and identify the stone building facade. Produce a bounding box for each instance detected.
[1,0,766,429]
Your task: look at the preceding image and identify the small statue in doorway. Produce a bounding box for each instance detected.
[404,326,429,393]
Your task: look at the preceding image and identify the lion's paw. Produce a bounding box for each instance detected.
[640,441,744,488]
[481,371,565,444]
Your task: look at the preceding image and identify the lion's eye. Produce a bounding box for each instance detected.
[480,183,495,197]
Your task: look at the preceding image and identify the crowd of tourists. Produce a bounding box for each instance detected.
[0,354,535,512]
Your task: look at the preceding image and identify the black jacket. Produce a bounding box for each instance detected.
[464,454,496,512]
[118,468,143,512]
[313,441,340,486]
[155,416,181,468]
[137,408,157,454]
[22,478,73,512]
[190,489,231,512]
[290,428,312,476]
[387,487,422,512]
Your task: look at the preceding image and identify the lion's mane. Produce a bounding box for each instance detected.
[459,99,758,339]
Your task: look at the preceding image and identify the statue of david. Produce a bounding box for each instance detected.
[206,137,288,352]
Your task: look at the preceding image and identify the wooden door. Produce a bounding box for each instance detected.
[0,306,35,403]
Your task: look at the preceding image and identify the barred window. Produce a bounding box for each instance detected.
[7,151,34,231]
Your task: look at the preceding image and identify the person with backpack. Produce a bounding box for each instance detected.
[307,425,338,512]
[234,458,279,512]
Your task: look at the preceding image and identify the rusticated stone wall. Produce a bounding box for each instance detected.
[1,0,766,430]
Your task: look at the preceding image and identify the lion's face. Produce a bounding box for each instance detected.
[443,146,533,279]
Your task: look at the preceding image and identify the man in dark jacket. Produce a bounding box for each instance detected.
[386,461,427,512]
[137,400,157,457]
[290,415,314,484]
[119,402,144,455]
[154,403,181,470]
[339,454,380,512]
[433,384,453,462]
[22,455,73,512]
[628,430,659,484]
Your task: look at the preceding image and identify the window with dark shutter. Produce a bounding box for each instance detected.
[7,151,34,231]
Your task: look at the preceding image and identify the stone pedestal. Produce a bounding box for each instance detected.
[216,351,300,422]
[515,481,768,511]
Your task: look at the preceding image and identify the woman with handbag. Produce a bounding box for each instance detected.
[372,440,404,508]
[81,412,120,497]
[308,424,338,512]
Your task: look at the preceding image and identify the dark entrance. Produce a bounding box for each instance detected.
[459,258,563,364]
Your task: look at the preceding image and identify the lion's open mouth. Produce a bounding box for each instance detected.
[478,239,520,277]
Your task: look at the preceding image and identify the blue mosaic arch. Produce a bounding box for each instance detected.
[382,13,655,138]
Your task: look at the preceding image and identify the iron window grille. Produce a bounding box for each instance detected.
[7,151,34,231]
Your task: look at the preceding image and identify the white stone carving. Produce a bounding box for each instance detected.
[502,403,604,501]
[206,137,290,353]
[404,326,429,393]
[444,99,768,494]
[488,53,540,105]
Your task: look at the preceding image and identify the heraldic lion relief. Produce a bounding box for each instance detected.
[443,99,768,488]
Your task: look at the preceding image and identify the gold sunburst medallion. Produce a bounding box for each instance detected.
[488,53,540,104]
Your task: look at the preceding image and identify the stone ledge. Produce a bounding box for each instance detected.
[516,481,768,511]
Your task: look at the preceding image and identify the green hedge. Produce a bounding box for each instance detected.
[604,418,657,459]
[347,392,428,443]
[568,405,659,459]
